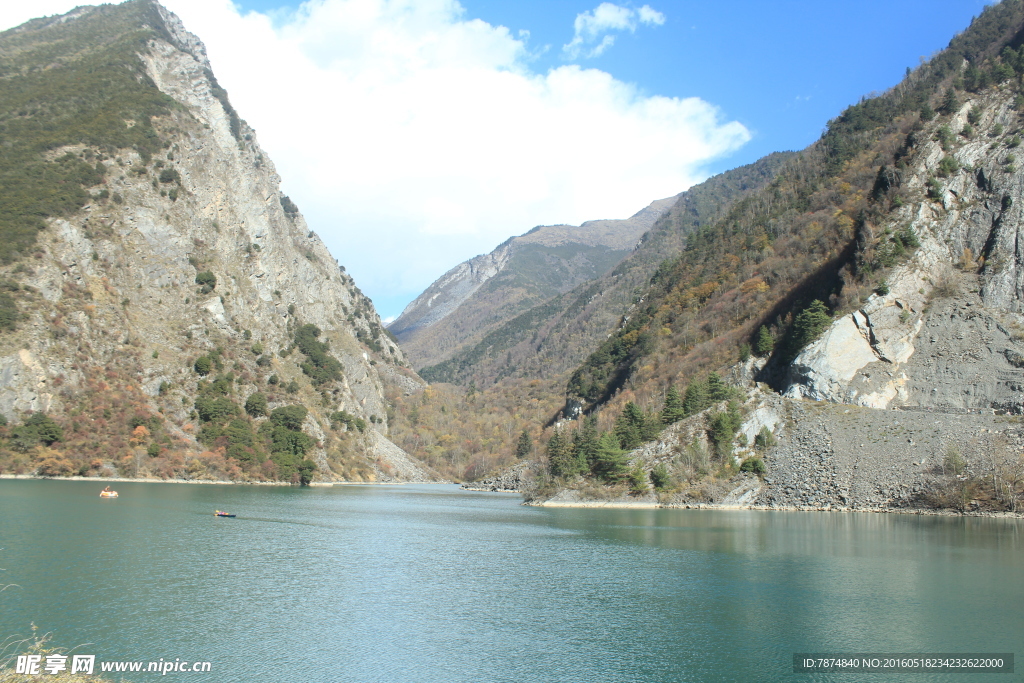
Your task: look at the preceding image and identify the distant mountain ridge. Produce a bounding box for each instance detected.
[415,153,793,387]
[389,195,679,369]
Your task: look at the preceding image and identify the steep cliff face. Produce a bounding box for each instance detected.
[784,87,1024,413]
[390,195,678,370]
[0,1,431,482]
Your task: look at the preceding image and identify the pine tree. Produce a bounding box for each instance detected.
[546,429,569,477]
[615,402,646,449]
[575,415,600,471]
[708,400,742,459]
[754,325,774,356]
[789,300,831,354]
[650,462,670,490]
[707,372,730,402]
[550,426,586,478]
[941,88,959,115]
[515,429,532,459]
[593,432,628,482]
[683,379,709,416]
[661,385,685,425]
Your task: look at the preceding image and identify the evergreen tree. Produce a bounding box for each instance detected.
[575,416,600,471]
[546,428,567,476]
[754,325,774,356]
[627,463,648,494]
[244,392,268,417]
[683,379,709,416]
[708,400,742,459]
[754,426,776,451]
[515,429,532,459]
[941,88,959,115]
[593,432,628,482]
[650,462,671,490]
[548,428,583,478]
[615,402,646,450]
[661,386,685,425]
[707,372,730,402]
[788,300,832,355]
[639,411,661,443]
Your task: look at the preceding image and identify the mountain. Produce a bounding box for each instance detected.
[0,0,434,483]
[416,153,792,387]
[522,0,1024,510]
[389,0,1024,512]
[390,195,679,370]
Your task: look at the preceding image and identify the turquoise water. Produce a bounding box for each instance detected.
[0,479,1020,682]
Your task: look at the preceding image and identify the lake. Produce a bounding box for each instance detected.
[0,479,1020,682]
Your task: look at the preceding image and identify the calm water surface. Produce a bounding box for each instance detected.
[0,480,1021,682]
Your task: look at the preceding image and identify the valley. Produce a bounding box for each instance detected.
[0,0,1022,518]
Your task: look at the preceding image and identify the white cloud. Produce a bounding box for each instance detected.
[0,0,748,318]
[563,3,666,59]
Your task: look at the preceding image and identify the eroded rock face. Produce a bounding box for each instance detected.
[784,89,1024,414]
[0,2,429,480]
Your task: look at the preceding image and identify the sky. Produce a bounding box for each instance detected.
[0,0,990,321]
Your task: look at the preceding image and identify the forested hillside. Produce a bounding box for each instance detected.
[391,0,1024,510]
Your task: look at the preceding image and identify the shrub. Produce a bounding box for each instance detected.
[195,271,216,294]
[627,463,649,494]
[754,426,776,450]
[194,395,238,422]
[937,155,960,177]
[649,462,670,490]
[740,457,766,474]
[194,356,212,376]
[245,392,268,417]
[280,195,299,216]
[158,168,180,184]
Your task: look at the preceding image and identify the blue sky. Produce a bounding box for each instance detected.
[455,0,988,173]
[0,0,992,320]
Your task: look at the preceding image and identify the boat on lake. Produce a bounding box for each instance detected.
[100,486,118,498]
[214,510,236,517]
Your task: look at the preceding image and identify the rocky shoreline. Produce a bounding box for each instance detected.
[0,473,430,487]
[460,460,537,492]
[526,496,1024,518]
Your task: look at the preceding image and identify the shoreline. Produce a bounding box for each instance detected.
[525,496,1024,518]
[0,474,445,487]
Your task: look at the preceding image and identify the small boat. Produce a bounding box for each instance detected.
[214,510,236,517]
[100,488,118,498]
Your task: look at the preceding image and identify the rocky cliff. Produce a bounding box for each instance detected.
[783,87,1024,413]
[0,1,433,483]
